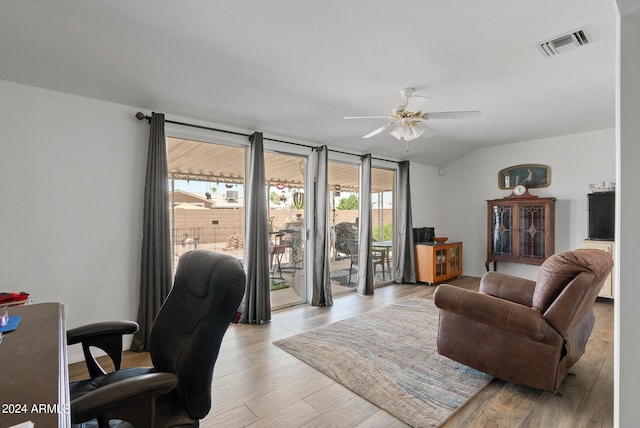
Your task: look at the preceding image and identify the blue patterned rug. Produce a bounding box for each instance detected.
[273,297,493,427]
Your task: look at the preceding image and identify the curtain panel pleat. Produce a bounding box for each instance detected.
[131,112,172,352]
[394,161,416,283]
[311,146,333,306]
[240,132,271,324]
[356,154,374,295]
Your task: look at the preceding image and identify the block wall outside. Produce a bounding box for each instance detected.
[172,207,393,246]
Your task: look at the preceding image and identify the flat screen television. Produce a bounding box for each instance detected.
[588,192,615,240]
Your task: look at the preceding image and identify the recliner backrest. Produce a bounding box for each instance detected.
[542,250,613,335]
[532,251,592,312]
[149,250,246,419]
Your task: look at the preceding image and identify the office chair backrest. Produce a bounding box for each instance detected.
[150,250,246,419]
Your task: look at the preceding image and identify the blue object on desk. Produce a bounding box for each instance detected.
[0,315,22,333]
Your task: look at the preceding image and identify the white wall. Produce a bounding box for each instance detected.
[0,80,148,362]
[616,4,640,426]
[439,128,615,279]
[409,162,444,232]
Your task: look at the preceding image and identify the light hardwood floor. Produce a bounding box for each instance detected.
[69,276,614,427]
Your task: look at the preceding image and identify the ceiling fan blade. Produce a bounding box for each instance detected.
[422,111,481,120]
[409,94,431,100]
[343,116,393,120]
[362,123,396,138]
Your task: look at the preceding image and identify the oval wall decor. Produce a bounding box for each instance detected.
[498,164,550,189]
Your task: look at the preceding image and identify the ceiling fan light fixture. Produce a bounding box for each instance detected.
[390,122,408,140]
[410,121,427,139]
[390,121,426,141]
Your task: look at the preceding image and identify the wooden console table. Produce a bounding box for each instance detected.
[0,303,71,427]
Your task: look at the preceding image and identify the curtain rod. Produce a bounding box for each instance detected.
[135,112,399,164]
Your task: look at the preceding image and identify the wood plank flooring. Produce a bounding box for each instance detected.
[69,276,614,427]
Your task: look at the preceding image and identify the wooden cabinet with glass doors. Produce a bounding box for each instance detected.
[486,196,555,271]
[415,242,463,284]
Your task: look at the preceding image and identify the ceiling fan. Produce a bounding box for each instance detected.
[343,88,480,141]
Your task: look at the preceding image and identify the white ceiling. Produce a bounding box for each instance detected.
[0,1,617,166]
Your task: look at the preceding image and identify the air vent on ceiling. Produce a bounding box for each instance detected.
[538,28,591,57]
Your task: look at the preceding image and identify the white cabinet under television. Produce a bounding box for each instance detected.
[582,239,614,299]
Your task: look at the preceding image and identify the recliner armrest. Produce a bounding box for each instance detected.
[67,321,139,378]
[71,372,178,426]
[434,284,548,342]
[479,271,536,306]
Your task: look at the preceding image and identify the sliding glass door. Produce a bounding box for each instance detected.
[264,152,307,309]
[371,167,395,285]
[326,162,396,290]
[166,138,246,272]
[166,135,394,307]
[328,161,360,295]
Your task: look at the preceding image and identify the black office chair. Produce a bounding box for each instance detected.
[67,250,246,427]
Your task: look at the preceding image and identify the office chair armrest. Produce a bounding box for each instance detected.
[67,321,139,378]
[71,372,178,426]
[67,321,139,344]
[434,284,549,342]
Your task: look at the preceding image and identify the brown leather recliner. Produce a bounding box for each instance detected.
[68,250,246,427]
[433,249,613,393]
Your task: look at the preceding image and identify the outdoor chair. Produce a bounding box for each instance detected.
[346,238,386,284]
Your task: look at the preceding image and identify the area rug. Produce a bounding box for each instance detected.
[273,297,493,427]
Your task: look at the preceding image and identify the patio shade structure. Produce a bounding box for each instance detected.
[167,137,394,193]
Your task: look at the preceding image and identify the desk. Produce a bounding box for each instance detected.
[0,303,71,427]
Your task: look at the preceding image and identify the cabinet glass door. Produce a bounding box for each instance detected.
[435,247,447,276]
[449,246,460,273]
[492,205,512,256]
[519,205,546,259]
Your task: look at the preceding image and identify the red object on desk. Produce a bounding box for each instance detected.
[0,291,29,305]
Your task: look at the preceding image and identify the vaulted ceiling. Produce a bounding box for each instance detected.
[0,1,617,166]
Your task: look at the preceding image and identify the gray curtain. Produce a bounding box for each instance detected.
[239,132,271,324]
[131,112,172,352]
[394,161,416,283]
[311,146,332,306]
[356,154,374,295]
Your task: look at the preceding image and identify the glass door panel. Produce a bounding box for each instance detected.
[449,246,460,273]
[265,152,307,309]
[371,167,395,285]
[166,138,246,274]
[519,205,545,259]
[435,248,447,277]
[328,161,359,295]
[492,205,512,256]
